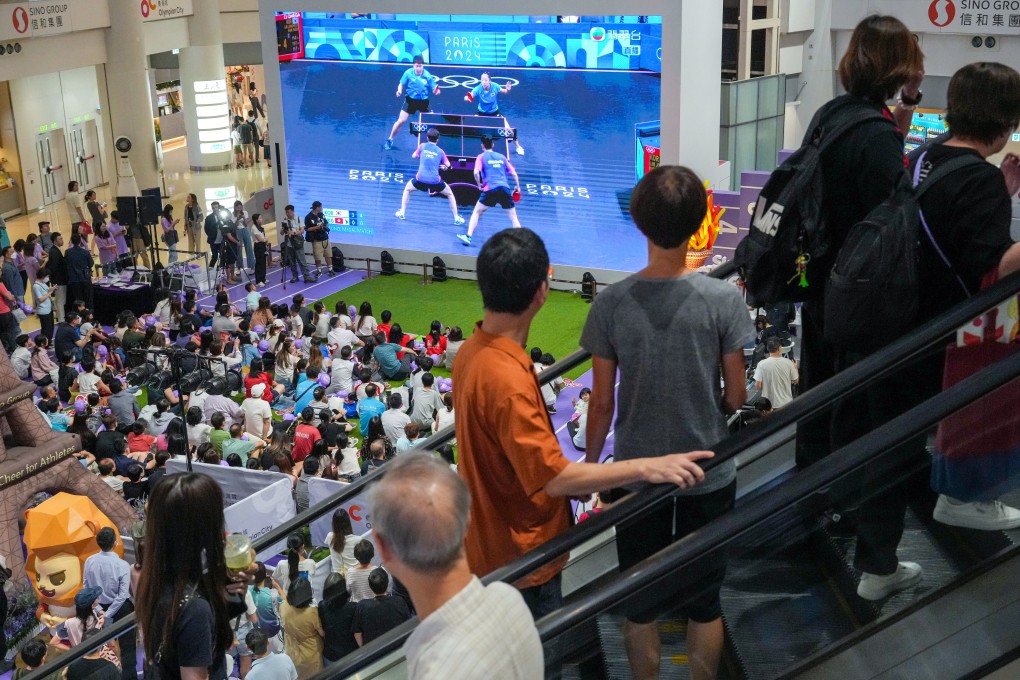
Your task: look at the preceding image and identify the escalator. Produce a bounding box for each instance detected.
[319,272,1020,680]
[22,268,1020,680]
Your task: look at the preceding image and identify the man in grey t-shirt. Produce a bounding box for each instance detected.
[580,166,753,680]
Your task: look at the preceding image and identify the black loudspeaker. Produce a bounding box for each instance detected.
[138,195,162,224]
[581,271,596,302]
[379,251,396,275]
[331,246,346,273]
[432,256,447,282]
[115,197,138,226]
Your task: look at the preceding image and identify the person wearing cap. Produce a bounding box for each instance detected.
[63,585,106,647]
[38,220,54,251]
[82,527,136,680]
[303,201,332,276]
[241,382,273,440]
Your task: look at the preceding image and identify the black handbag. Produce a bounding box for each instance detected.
[162,229,179,247]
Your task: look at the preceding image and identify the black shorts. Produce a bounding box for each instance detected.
[402,97,430,114]
[221,242,237,265]
[478,187,514,209]
[411,179,447,193]
[614,481,736,624]
[477,109,501,117]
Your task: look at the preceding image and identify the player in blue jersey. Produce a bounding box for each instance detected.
[457,136,522,245]
[384,55,441,151]
[464,72,525,156]
[395,128,465,226]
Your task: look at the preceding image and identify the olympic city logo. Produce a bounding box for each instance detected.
[436,74,521,90]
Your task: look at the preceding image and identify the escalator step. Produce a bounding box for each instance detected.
[998,488,1020,545]
[596,614,692,679]
[842,506,960,611]
[720,555,857,679]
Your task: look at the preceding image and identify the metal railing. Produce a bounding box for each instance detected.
[23,267,1020,680]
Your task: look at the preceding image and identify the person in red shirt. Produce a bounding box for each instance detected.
[375,310,392,345]
[292,406,322,464]
[424,320,448,364]
[244,358,284,403]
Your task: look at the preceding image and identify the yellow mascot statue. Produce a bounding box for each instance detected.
[23,493,124,631]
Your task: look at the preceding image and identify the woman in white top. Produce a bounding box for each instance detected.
[209,338,242,377]
[272,533,318,595]
[333,301,353,330]
[444,326,465,370]
[186,406,211,453]
[434,391,456,436]
[323,508,361,575]
[152,290,173,327]
[354,301,377,341]
[65,180,86,226]
[275,337,298,389]
[183,193,204,255]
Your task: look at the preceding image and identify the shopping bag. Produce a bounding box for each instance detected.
[931,292,1020,502]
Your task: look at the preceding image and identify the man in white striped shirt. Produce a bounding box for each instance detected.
[371,453,542,679]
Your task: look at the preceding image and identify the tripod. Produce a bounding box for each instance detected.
[215,237,253,288]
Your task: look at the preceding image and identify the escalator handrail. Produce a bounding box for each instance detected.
[23,267,1020,680]
[325,272,1020,678]
[531,348,1020,643]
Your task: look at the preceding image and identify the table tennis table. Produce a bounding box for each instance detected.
[408,113,518,206]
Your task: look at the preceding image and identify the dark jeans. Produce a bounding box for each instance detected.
[254,241,267,284]
[105,598,136,680]
[38,311,54,343]
[209,242,221,269]
[797,301,942,575]
[0,311,16,354]
[521,573,563,680]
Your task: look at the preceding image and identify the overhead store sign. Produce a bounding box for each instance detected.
[140,0,194,23]
[923,0,1020,34]
[4,2,72,39]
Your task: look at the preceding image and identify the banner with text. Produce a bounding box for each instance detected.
[307,476,373,546]
[140,0,194,23]
[223,478,295,558]
[166,459,292,507]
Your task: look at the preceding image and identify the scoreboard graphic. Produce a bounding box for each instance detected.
[324,209,372,235]
[293,16,662,72]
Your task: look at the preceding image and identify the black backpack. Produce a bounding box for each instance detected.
[735,96,893,306]
[822,151,983,351]
[379,251,396,275]
[332,247,346,273]
[238,122,254,145]
[432,256,447,282]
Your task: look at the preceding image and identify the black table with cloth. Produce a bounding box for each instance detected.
[93,281,154,326]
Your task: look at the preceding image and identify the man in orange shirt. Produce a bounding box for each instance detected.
[452,228,713,669]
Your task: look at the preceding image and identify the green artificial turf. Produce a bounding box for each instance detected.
[317,273,593,380]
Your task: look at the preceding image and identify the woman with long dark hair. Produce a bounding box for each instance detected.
[271,533,315,594]
[136,473,251,679]
[354,301,377,341]
[248,562,284,652]
[424,319,447,365]
[161,204,180,264]
[324,508,361,575]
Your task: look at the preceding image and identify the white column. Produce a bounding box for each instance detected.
[179,0,232,170]
[663,0,724,184]
[794,0,835,136]
[104,0,160,194]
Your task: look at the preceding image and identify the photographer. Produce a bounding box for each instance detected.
[304,201,333,276]
[281,204,316,284]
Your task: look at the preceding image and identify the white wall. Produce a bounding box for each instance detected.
[10,67,108,211]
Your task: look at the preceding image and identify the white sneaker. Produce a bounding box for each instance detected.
[933,495,1020,531]
[395,210,405,220]
[453,215,465,226]
[857,562,922,601]
[515,145,525,156]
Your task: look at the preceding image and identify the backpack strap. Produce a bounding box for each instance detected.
[912,150,986,297]
[804,97,894,155]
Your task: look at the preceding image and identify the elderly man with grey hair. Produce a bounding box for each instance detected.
[370,453,542,678]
